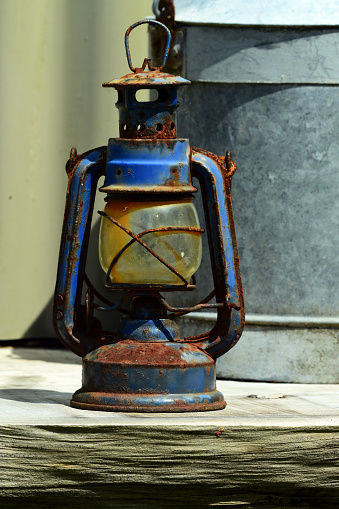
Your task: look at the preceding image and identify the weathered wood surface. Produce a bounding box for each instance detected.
[0,347,338,507]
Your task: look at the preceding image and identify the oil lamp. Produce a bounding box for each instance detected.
[53,20,244,412]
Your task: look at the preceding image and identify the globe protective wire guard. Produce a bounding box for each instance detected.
[99,210,203,287]
[96,210,224,316]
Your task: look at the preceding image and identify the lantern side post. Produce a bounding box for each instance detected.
[53,146,114,357]
[191,148,245,358]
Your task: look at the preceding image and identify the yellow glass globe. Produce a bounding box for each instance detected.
[99,199,202,285]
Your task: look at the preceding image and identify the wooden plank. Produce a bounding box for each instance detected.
[0,347,338,507]
[0,425,338,507]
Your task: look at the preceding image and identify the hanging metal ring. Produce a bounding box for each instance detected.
[125,19,171,72]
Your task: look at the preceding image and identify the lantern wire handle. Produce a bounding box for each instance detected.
[125,19,171,72]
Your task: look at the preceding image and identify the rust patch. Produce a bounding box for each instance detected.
[191,146,237,180]
[119,113,176,140]
[65,147,79,194]
[85,342,214,368]
[103,70,187,88]
[71,398,225,413]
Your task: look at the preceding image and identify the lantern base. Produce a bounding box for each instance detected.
[70,341,226,413]
[71,390,225,413]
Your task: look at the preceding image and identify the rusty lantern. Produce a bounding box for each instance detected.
[53,20,244,412]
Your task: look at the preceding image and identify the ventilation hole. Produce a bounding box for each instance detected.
[156,123,163,132]
[137,124,146,132]
[171,122,175,130]
[135,89,159,102]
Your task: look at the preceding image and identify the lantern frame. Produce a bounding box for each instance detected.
[53,20,244,412]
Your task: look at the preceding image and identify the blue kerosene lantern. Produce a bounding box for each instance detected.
[53,20,244,412]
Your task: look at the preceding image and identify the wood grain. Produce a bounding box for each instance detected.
[0,347,338,507]
[1,424,338,507]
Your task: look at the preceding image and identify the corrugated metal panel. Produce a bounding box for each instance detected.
[174,0,339,26]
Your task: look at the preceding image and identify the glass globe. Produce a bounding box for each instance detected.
[99,198,202,285]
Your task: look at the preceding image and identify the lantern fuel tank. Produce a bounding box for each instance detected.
[53,20,244,412]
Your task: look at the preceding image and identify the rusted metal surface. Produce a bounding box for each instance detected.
[119,110,176,140]
[103,71,189,88]
[53,18,244,412]
[191,146,237,181]
[65,147,79,177]
[103,20,188,141]
[84,341,213,367]
[186,148,245,356]
[101,139,196,194]
[71,340,226,412]
[159,291,224,316]
[53,146,116,357]
[103,80,187,140]
[71,396,225,413]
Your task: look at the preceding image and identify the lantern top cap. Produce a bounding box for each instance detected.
[102,71,190,88]
[102,19,190,89]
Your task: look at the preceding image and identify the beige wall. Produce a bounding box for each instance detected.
[0,0,151,339]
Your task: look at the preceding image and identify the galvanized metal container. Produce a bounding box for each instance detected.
[155,0,339,382]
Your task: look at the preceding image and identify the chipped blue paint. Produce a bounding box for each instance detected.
[192,150,244,358]
[53,19,244,412]
[101,138,194,193]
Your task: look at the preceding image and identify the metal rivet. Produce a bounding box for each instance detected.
[57,310,64,320]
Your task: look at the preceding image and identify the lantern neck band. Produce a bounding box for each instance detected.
[100,138,196,195]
